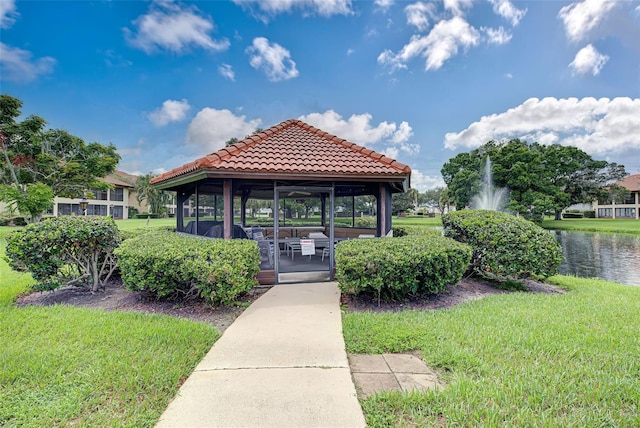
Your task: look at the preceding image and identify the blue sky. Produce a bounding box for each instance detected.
[1,0,639,190]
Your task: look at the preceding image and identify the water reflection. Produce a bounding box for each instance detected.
[552,231,640,286]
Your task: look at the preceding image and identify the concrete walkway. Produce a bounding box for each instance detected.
[156,282,366,428]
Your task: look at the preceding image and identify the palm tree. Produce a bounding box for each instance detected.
[135,173,172,215]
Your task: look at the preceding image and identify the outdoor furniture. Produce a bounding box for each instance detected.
[284,238,301,259]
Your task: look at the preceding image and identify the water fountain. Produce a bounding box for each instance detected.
[471,157,508,211]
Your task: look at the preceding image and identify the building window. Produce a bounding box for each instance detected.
[624,194,636,205]
[615,208,636,218]
[93,189,108,201]
[58,203,82,216]
[598,208,612,218]
[86,204,107,216]
[110,188,124,202]
[112,206,124,219]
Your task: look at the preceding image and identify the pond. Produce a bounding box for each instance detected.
[552,231,640,287]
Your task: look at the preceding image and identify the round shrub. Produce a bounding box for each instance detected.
[335,235,472,301]
[115,231,261,305]
[442,210,563,280]
[5,216,120,291]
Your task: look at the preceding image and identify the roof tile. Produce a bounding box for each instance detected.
[151,118,411,184]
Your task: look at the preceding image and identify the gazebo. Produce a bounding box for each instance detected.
[151,119,411,284]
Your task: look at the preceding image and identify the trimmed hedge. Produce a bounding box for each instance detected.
[115,231,261,305]
[442,210,562,280]
[5,216,120,291]
[583,210,596,218]
[335,235,472,301]
[562,212,584,219]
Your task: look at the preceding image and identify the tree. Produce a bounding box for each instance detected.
[0,94,120,221]
[441,140,626,221]
[0,182,53,222]
[135,173,173,215]
[392,189,417,215]
[422,186,450,215]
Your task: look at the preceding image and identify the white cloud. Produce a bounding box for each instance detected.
[558,0,617,42]
[411,169,446,192]
[0,42,56,83]
[482,26,512,45]
[443,0,472,16]
[569,44,609,76]
[124,1,229,54]
[233,0,352,19]
[148,99,191,126]
[378,16,480,72]
[298,110,416,158]
[187,108,262,152]
[346,48,355,56]
[382,147,399,159]
[488,0,527,27]
[0,0,17,29]
[246,37,298,82]
[405,2,435,32]
[218,63,235,81]
[391,121,414,144]
[374,0,394,12]
[444,97,640,156]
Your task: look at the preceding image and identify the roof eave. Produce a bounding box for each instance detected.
[152,168,410,192]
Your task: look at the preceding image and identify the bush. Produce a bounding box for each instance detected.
[335,235,472,301]
[562,212,584,219]
[5,216,120,291]
[583,210,596,218]
[392,227,407,237]
[442,210,562,280]
[115,231,261,305]
[354,217,376,228]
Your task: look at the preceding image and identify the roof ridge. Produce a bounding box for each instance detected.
[223,119,297,157]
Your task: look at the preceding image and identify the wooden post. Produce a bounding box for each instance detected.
[223,179,233,239]
[377,183,391,237]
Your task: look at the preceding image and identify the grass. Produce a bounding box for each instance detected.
[393,215,442,227]
[114,217,175,231]
[0,227,32,306]
[0,226,219,427]
[542,218,640,234]
[343,276,640,426]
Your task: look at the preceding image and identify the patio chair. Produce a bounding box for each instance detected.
[257,239,274,268]
[322,242,337,262]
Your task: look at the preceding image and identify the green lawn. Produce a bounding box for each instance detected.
[542,218,640,234]
[343,276,640,426]
[393,215,442,227]
[114,216,176,231]
[0,226,219,427]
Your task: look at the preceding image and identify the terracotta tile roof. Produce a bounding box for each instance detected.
[615,174,640,192]
[151,119,411,185]
[104,170,136,188]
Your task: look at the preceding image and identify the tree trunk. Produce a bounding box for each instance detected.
[554,210,562,220]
